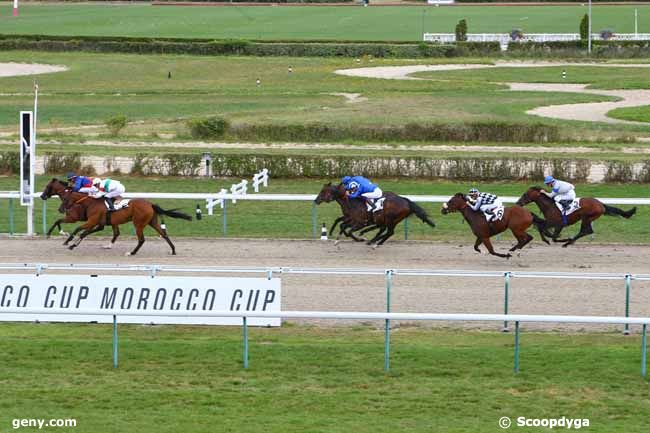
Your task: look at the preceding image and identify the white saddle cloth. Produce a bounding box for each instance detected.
[557,199,580,215]
[105,199,130,210]
[485,205,504,222]
[366,197,386,213]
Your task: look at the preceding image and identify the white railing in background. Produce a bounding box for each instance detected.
[253,168,269,193]
[423,33,650,50]
[230,179,248,204]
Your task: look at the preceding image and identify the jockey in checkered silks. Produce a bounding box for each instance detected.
[467,188,502,222]
[341,175,383,212]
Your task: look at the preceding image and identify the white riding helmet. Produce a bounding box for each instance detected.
[92,177,102,187]
[469,188,479,195]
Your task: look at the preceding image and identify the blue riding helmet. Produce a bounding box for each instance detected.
[66,171,77,180]
[544,175,555,184]
[341,176,352,185]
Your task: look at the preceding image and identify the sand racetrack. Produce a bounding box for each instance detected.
[2,237,649,331]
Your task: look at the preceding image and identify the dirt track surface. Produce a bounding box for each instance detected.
[2,237,649,332]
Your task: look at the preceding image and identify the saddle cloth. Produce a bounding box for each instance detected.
[366,197,386,213]
[104,199,130,210]
[557,198,580,216]
[485,205,504,222]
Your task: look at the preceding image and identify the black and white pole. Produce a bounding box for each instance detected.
[195,204,202,220]
[562,69,567,80]
[320,223,328,240]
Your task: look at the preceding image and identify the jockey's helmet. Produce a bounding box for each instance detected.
[468,187,479,196]
[544,175,555,185]
[341,176,352,185]
[66,171,77,180]
[92,177,102,187]
[348,181,360,191]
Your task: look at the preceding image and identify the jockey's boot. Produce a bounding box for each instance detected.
[105,197,115,212]
[484,209,494,222]
[366,199,376,213]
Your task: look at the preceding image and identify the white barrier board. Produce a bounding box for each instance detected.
[0,274,281,326]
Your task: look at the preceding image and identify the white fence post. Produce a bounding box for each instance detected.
[230,180,248,204]
[253,169,269,193]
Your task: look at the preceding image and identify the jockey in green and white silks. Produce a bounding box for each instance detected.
[543,175,576,212]
[467,188,502,222]
[90,177,126,211]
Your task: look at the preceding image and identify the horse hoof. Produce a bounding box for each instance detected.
[371,244,378,250]
[102,244,113,249]
[333,240,340,246]
[68,245,75,251]
[125,252,132,257]
[60,231,69,236]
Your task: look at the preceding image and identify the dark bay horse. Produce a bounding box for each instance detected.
[441,193,548,259]
[40,178,120,245]
[516,186,636,247]
[315,182,436,247]
[60,189,192,256]
[314,182,376,243]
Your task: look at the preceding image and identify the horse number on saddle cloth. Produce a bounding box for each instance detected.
[105,199,130,210]
[367,197,386,213]
[486,205,504,222]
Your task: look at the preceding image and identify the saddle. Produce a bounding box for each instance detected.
[484,205,505,223]
[366,197,386,213]
[556,199,580,216]
[104,199,130,211]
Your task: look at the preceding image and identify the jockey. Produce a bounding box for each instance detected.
[467,188,502,222]
[341,175,383,212]
[543,175,576,213]
[66,172,94,194]
[89,177,126,211]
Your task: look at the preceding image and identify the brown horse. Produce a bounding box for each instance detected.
[40,178,121,244]
[60,189,192,256]
[315,182,436,247]
[314,183,377,243]
[516,186,636,247]
[441,193,548,259]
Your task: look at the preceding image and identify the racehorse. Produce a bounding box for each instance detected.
[59,189,192,256]
[40,178,121,245]
[441,193,549,259]
[314,182,376,243]
[516,186,636,247]
[314,182,436,247]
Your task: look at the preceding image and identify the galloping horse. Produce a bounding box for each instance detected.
[60,189,192,256]
[314,183,376,243]
[40,178,120,243]
[314,182,436,247]
[441,193,548,259]
[516,186,636,247]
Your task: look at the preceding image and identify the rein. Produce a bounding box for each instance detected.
[74,195,89,204]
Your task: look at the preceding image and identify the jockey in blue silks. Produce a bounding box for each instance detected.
[66,172,94,193]
[341,175,383,212]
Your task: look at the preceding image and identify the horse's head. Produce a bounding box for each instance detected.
[516,186,543,206]
[441,193,468,214]
[40,178,68,201]
[314,182,344,204]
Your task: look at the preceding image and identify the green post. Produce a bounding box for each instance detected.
[642,324,647,377]
[222,200,227,237]
[9,198,14,235]
[112,314,118,369]
[42,199,47,236]
[503,272,511,332]
[243,316,249,369]
[311,201,317,239]
[384,270,393,372]
[624,275,631,335]
[404,217,409,241]
[514,321,520,374]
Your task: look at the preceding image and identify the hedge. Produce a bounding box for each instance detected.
[506,40,650,58]
[226,122,560,143]
[0,35,501,58]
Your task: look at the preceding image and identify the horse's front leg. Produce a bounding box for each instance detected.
[47,219,64,238]
[68,224,104,250]
[63,225,85,246]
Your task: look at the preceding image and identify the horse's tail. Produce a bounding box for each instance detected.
[152,204,193,221]
[406,199,436,228]
[604,204,636,219]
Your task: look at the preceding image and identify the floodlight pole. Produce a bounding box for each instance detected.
[587,0,591,54]
[13,0,18,17]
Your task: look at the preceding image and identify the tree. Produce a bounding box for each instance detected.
[455,19,468,42]
[579,14,589,41]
